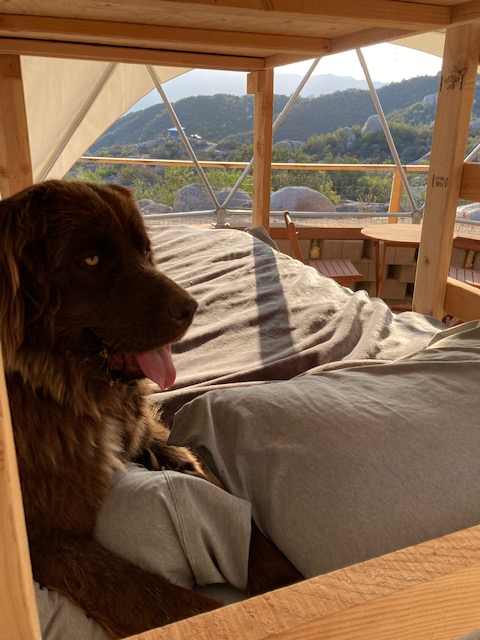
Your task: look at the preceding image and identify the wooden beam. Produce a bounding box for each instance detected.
[127,524,480,640]
[100,0,452,31]
[445,276,480,320]
[0,37,265,71]
[248,69,274,228]
[0,14,330,58]
[263,53,314,68]
[413,23,480,319]
[0,54,32,197]
[460,161,480,201]
[329,27,413,54]
[451,0,480,25]
[0,342,41,639]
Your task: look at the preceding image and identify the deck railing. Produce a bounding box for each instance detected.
[80,155,431,223]
[80,155,480,228]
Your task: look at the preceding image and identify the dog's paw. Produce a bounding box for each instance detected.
[161,445,206,478]
[143,441,207,480]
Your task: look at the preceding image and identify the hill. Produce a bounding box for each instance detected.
[130,71,384,111]
[76,73,480,209]
[91,75,440,152]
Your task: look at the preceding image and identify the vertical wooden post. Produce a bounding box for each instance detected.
[247,68,273,228]
[0,53,39,639]
[413,24,480,318]
[0,345,41,640]
[388,169,402,223]
[0,55,33,198]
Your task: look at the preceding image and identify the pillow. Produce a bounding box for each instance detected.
[169,321,480,578]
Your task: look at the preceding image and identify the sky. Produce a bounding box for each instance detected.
[129,43,444,111]
[276,43,442,83]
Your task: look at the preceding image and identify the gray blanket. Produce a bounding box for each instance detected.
[147,224,442,420]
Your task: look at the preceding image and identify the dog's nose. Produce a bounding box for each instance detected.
[168,297,198,324]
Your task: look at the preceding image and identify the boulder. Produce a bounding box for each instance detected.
[137,199,172,214]
[173,184,214,212]
[270,186,335,212]
[173,183,252,212]
[361,114,382,135]
[422,93,437,107]
[137,198,155,209]
[216,188,252,210]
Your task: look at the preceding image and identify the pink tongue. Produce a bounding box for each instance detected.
[136,345,176,389]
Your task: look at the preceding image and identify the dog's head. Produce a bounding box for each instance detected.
[0,180,197,391]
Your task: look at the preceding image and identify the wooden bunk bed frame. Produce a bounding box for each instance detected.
[2,2,480,638]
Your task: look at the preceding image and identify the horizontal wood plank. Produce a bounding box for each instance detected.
[329,27,412,54]
[0,13,330,58]
[445,275,480,319]
[454,235,480,251]
[451,0,480,24]
[0,0,452,32]
[0,37,265,71]
[126,524,480,640]
[263,53,314,68]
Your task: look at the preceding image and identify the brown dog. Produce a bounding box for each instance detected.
[0,180,301,638]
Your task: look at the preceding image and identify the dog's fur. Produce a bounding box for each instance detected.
[1,180,302,638]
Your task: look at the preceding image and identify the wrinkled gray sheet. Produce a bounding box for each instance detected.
[147,224,442,421]
[38,465,250,640]
[171,321,480,579]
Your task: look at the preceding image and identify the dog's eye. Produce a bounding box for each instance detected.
[84,255,100,267]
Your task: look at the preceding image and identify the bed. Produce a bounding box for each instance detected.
[146,223,441,422]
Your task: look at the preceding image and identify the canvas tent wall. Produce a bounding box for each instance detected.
[19,58,187,184]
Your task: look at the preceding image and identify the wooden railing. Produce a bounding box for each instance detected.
[80,156,430,220]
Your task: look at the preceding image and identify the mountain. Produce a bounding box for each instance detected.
[92,74,439,152]
[130,70,384,111]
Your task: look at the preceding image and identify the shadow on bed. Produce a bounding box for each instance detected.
[252,238,296,365]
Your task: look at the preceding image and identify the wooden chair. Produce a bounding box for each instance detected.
[284,212,362,288]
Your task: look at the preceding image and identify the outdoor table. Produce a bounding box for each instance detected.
[361,223,423,298]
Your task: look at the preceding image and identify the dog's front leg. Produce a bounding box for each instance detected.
[30,532,220,638]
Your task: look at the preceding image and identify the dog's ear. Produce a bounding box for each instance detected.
[0,187,48,363]
[87,182,135,210]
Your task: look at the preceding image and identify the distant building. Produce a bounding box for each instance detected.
[167,126,185,138]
